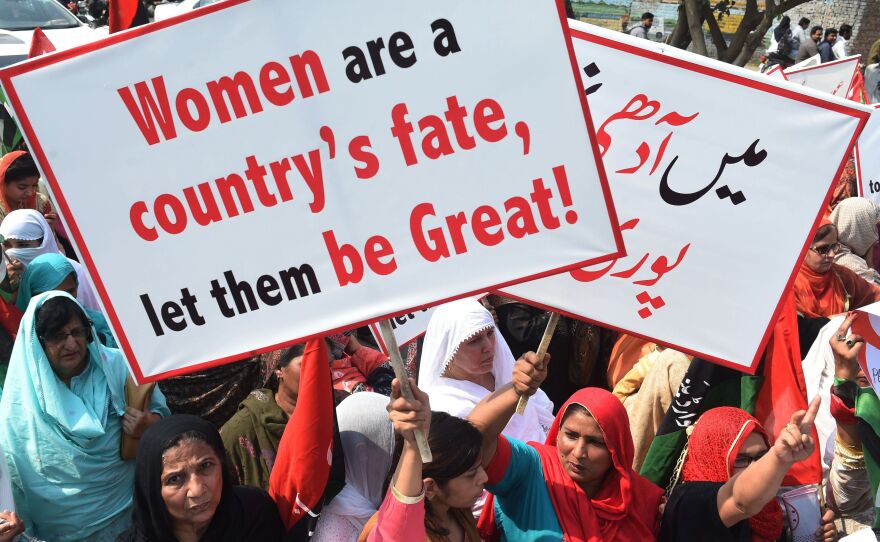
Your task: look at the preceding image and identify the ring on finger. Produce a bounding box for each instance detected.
[836,335,847,342]
[847,339,855,347]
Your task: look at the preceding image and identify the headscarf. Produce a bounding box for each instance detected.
[15,252,116,346]
[681,407,782,542]
[0,209,101,311]
[774,15,791,41]
[123,414,283,542]
[531,388,663,542]
[316,393,394,539]
[417,298,554,443]
[869,38,880,65]
[831,197,880,257]
[0,291,132,541]
[0,151,32,213]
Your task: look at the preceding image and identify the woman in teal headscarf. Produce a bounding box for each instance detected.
[16,252,117,347]
[0,291,170,541]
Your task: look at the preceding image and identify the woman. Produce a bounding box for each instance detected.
[0,292,169,541]
[0,152,54,229]
[830,197,880,284]
[469,352,663,541]
[117,414,284,542]
[418,298,554,444]
[219,343,302,489]
[313,392,394,542]
[0,208,100,311]
[825,313,875,534]
[792,220,880,319]
[359,379,486,541]
[659,401,835,542]
[16,252,116,346]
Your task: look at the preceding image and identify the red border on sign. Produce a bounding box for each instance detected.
[785,55,861,77]
[497,27,870,375]
[765,64,788,80]
[0,0,625,383]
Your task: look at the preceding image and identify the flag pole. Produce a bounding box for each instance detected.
[378,319,433,463]
[515,312,559,415]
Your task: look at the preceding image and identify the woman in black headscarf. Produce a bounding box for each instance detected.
[116,415,284,542]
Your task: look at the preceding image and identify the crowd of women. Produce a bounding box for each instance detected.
[0,146,879,541]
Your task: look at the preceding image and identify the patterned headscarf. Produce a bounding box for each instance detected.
[831,197,880,257]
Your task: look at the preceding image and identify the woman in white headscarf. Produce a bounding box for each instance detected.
[830,197,880,284]
[417,298,554,444]
[0,209,100,311]
[312,392,394,542]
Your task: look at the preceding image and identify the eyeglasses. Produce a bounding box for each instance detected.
[810,242,842,256]
[41,326,88,346]
[733,451,767,469]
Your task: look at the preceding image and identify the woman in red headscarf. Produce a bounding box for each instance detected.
[469,351,663,541]
[659,401,834,542]
[792,220,880,318]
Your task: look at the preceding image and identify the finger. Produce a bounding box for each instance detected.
[800,396,821,430]
[838,312,858,336]
[390,379,401,400]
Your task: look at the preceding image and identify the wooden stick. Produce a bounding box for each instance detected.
[515,312,559,415]
[378,319,433,463]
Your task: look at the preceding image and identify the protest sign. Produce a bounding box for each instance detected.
[0,0,623,382]
[784,55,861,97]
[499,21,871,373]
[852,303,880,393]
[856,104,880,203]
[765,64,788,80]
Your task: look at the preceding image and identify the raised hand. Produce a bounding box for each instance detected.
[830,312,864,382]
[387,378,431,446]
[511,351,550,398]
[772,397,820,464]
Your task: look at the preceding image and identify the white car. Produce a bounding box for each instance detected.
[0,0,107,68]
[153,0,222,22]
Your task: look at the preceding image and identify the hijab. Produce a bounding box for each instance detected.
[681,407,782,542]
[122,414,283,542]
[0,151,34,213]
[15,253,116,346]
[0,291,132,540]
[417,298,554,443]
[774,16,791,41]
[317,392,394,539]
[831,197,880,257]
[531,388,663,542]
[0,209,101,311]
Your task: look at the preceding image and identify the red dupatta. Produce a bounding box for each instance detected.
[531,388,663,542]
[0,151,30,213]
[682,407,782,542]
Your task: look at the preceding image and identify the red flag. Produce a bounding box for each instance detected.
[109,0,149,34]
[28,28,55,59]
[269,338,334,529]
[753,293,823,485]
[847,70,869,104]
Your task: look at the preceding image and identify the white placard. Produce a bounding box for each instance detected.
[856,104,880,202]
[784,55,861,97]
[765,64,788,80]
[0,1,623,382]
[499,21,870,373]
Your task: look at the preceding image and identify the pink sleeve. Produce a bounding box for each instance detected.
[367,490,425,542]
[350,346,390,377]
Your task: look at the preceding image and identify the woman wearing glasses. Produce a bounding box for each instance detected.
[0,292,170,541]
[659,401,836,542]
[792,219,880,319]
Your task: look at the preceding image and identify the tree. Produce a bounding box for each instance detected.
[666,0,812,66]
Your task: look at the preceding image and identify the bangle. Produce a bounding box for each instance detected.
[391,483,425,504]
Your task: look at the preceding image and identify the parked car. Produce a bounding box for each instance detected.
[0,0,107,68]
[152,0,222,21]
